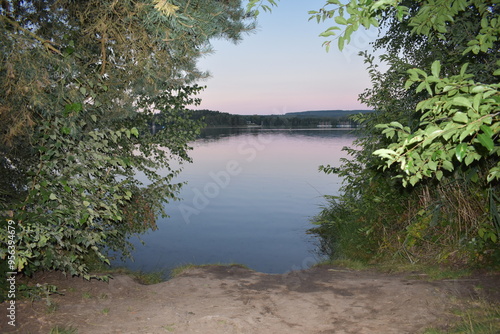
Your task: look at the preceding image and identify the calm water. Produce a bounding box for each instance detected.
[114,128,356,275]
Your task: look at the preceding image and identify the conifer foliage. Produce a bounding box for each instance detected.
[0,0,254,277]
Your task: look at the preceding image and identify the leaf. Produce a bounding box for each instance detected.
[389,121,404,129]
[455,143,468,162]
[471,86,487,93]
[130,127,139,137]
[49,193,58,200]
[460,63,469,76]
[334,16,348,25]
[442,160,454,171]
[427,160,437,171]
[477,133,494,152]
[452,97,472,108]
[480,124,493,137]
[404,79,414,90]
[479,227,486,238]
[491,234,498,243]
[338,36,345,51]
[431,61,441,77]
[64,103,83,116]
[473,93,482,111]
[452,112,468,123]
[373,148,398,159]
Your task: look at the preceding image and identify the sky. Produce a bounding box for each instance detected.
[192,0,379,115]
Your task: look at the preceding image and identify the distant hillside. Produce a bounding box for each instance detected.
[186,109,370,129]
[284,110,373,118]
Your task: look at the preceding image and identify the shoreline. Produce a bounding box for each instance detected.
[2,264,499,333]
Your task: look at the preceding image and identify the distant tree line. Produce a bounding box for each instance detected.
[189,109,366,128]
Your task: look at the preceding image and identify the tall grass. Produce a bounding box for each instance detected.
[311,171,500,269]
[425,299,500,334]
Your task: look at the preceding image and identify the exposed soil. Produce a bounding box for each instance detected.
[1,265,499,334]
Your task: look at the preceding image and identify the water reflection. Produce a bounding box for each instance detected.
[198,127,359,141]
[114,129,356,276]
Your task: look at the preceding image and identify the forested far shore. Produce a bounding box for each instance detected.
[187,109,373,128]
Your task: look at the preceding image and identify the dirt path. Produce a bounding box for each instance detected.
[2,265,499,334]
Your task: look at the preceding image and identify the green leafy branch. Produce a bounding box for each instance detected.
[246,0,278,16]
[374,61,500,186]
[308,0,407,51]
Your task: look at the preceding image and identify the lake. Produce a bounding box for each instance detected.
[113,128,356,275]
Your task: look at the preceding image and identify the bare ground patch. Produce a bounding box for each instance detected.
[2,265,499,334]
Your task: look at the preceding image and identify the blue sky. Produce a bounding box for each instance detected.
[192,0,379,115]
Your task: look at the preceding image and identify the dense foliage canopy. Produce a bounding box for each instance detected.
[311,0,500,266]
[0,0,254,278]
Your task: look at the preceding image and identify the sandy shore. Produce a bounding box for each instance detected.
[2,265,499,333]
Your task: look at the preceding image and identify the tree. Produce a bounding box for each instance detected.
[242,0,500,264]
[307,0,500,264]
[250,0,499,184]
[307,0,500,186]
[0,0,254,278]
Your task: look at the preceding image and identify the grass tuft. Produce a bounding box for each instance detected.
[425,299,500,334]
[88,264,167,285]
[49,325,78,334]
[131,270,166,285]
[169,263,250,278]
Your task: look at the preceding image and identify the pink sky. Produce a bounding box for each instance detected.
[192,1,378,115]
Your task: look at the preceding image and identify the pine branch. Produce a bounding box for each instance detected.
[0,14,62,55]
[100,33,108,76]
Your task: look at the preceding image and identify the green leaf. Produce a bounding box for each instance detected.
[480,124,493,137]
[477,133,494,152]
[130,127,139,137]
[473,93,482,111]
[455,143,468,162]
[431,61,441,77]
[338,36,345,51]
[373,148,398,159]
[491,234,498,243]
[64,103,83,116]
[442,160,454,171]
[471,86,487,93]
[452,112,468,123]
[479,228,486,238]
[49,193,58,200]
[452,97,472,108]
[389,121,404,129]
[427,160,437,171]
[334,16,348,25]
[460,63,469,76]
